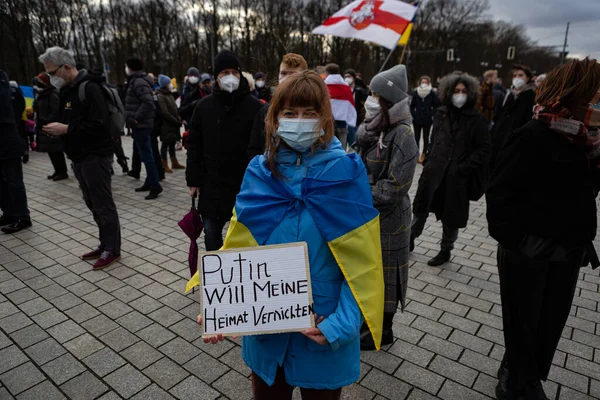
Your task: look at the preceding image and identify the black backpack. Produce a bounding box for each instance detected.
[79,81,125,138]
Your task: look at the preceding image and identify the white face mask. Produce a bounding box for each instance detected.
[219,74,240,93]
[125,66,132,76]
[420,83,431,89]
[188,76,199,85]
[168,84,174,92]
[256,80,265,88]
[344,77,354,85]
[364,96,381,117]
[452,93,468,109]
[277,118,324,153]
[50,75,66,89]
[512,77,526,90]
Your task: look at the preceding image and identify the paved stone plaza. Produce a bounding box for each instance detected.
[1,136,600,399]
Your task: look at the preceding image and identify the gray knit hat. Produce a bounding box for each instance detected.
[369,65,408,104]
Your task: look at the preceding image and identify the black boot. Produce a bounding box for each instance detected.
[496,359,509,400]
[428,250,451,266]
[127,171,140,180]
[135,184,151,192]
[117,158,129,174]
[145,187,163,200]
[409,235,415,252]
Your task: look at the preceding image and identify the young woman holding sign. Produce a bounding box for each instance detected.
[194,70,385,399]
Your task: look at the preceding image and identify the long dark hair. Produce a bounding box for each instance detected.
[373,96,394,132]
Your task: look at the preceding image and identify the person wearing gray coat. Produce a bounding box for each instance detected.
[155,74,184,173]
[355,65,418,350]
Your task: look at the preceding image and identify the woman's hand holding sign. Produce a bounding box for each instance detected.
[197,314,236,344]
[301,314,327,345]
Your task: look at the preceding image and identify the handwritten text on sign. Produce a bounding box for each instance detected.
[200,243,314,337]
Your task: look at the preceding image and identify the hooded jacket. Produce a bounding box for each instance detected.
[125,71,156,129]
[156,88,181,144]
[60,69,113,162]
[185,75,264,220]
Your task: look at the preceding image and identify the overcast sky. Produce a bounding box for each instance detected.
[488,0,600,60]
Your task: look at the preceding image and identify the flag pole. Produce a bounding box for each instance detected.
[379,44,398,73]
[398,44,408,64]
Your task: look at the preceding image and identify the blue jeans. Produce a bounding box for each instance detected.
[347,125,357,147]
[132,128,161,190]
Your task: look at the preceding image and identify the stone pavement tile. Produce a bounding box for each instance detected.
[0,330,11,349]
[81,289,115,307]
[212,370,253,400]
[80,270,112,284]
[65,302,101,324]
[566,315,596,334]
[9,324,49,348]
[31,308,68,329]
[405,301,443,321]
[0,362,45,395]
[116,311,153,333]
[411,317,452,340]
[406,290,436,306]
[104,364,151,398]
[47,320,85,343]
[477,325,504,346]
[25,338,67,365]
[143,357,189,390]
[360,347,402,374]
[6,288,38,305]
[0,346,28,374]
[52,272,83,288]
[170,376,221,400]
[121,341,163,370]
[0,279,26,295]
[17,297,53,316]
[99,300,134,320]
[339,383,375,400]
[431,297,470,317]
[439,313,480,335]
[549,365,589,394]
[129,295,163,315]
[141,282,173,300]
[49,293,83,312]
[565,354,600,381]
[406,388,438,400]
[159,292,194,311]
[60,371,109,399]
[95,277,127,293]
[179,303,200,321]
[394,361,444,395]
[169,319,202,342]
[82,347,126,377]
[123,275,154,290]
[472,372,496,398]
[148,306,185,328]
[15,380,66,400]
[388,340,434,368]
[184,353,229,384]
[449,330,494,355]
[0,312,33,333]
[422,284,459,302]
[81,314,119,337]
[134,263,163,277]
[456,293,493,313]
[437,380,489,400]
[219,346,252,377]
[419,334,464,360]
[559,387,595,400]
[159,337,201,365]
[42,353,86,385]
[558,338,594,361]
[100,327,140,352]
[459,350,500,377]
[67,281,97,297]
[37,284,69,300]
[572,329,600,349]
[64,333,105,359]
[590,379,600,398]
[151,271,180,286]
[360,368,411,400]
[131,384,175,400]
[41,265,70,279]
[0,301,19,319]
[112,286,144,303]
[430,355,478,387]
[22,276,53,291]
[106,266,137,281]
[137,323,176,348]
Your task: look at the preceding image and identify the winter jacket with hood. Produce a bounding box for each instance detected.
[34,87,63,153]
[0,70,24,160]
[125,71,156,130]
[186,75,264,221]
[410,89,440,126]
[413,73,491,228]
[156,88,182,144]
[60,69,113,162]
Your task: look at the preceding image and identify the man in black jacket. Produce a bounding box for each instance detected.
[0,70,31,234]
[40,46,121,269]
[186,50,263,251]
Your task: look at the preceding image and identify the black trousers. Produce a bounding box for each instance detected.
[160,142,176,160]
[130,134,164,179]
[113,137,127,163]
[413,124,432,153]
[73,156,121,254]
[48,151,68,175]
[498,244,583,395]
[0,158,30,221]
[411,213,459,251]
[203,215,227,251]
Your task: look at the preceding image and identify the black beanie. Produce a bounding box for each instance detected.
[213,50,241,77]
[126,58,144,72]
[344,69,357,79]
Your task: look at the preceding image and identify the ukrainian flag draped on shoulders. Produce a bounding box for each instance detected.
[186,142,385,350]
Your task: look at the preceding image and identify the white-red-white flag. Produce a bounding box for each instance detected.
[312,0,417,50]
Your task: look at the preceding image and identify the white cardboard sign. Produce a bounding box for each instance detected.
[199,242,314,337]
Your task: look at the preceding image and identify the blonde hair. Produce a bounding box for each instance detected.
[242,71,255,91]
[484,70,498,80]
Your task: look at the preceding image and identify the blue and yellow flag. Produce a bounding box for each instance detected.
[186,152,385,350]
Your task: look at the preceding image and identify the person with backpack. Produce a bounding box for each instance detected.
[9,81,27,163]
[124,57,162,200]
[156,74,184,173]
[39,46,121,269]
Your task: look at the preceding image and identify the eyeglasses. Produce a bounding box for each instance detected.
[47,64,65,76]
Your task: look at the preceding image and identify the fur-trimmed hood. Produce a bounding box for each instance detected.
[438,72,480,109]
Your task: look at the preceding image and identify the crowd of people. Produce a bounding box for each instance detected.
[1,44,599,400]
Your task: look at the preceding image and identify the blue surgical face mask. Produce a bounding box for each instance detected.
[277,118,324,153]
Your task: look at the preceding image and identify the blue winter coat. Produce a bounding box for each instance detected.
[241,138,363,389]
